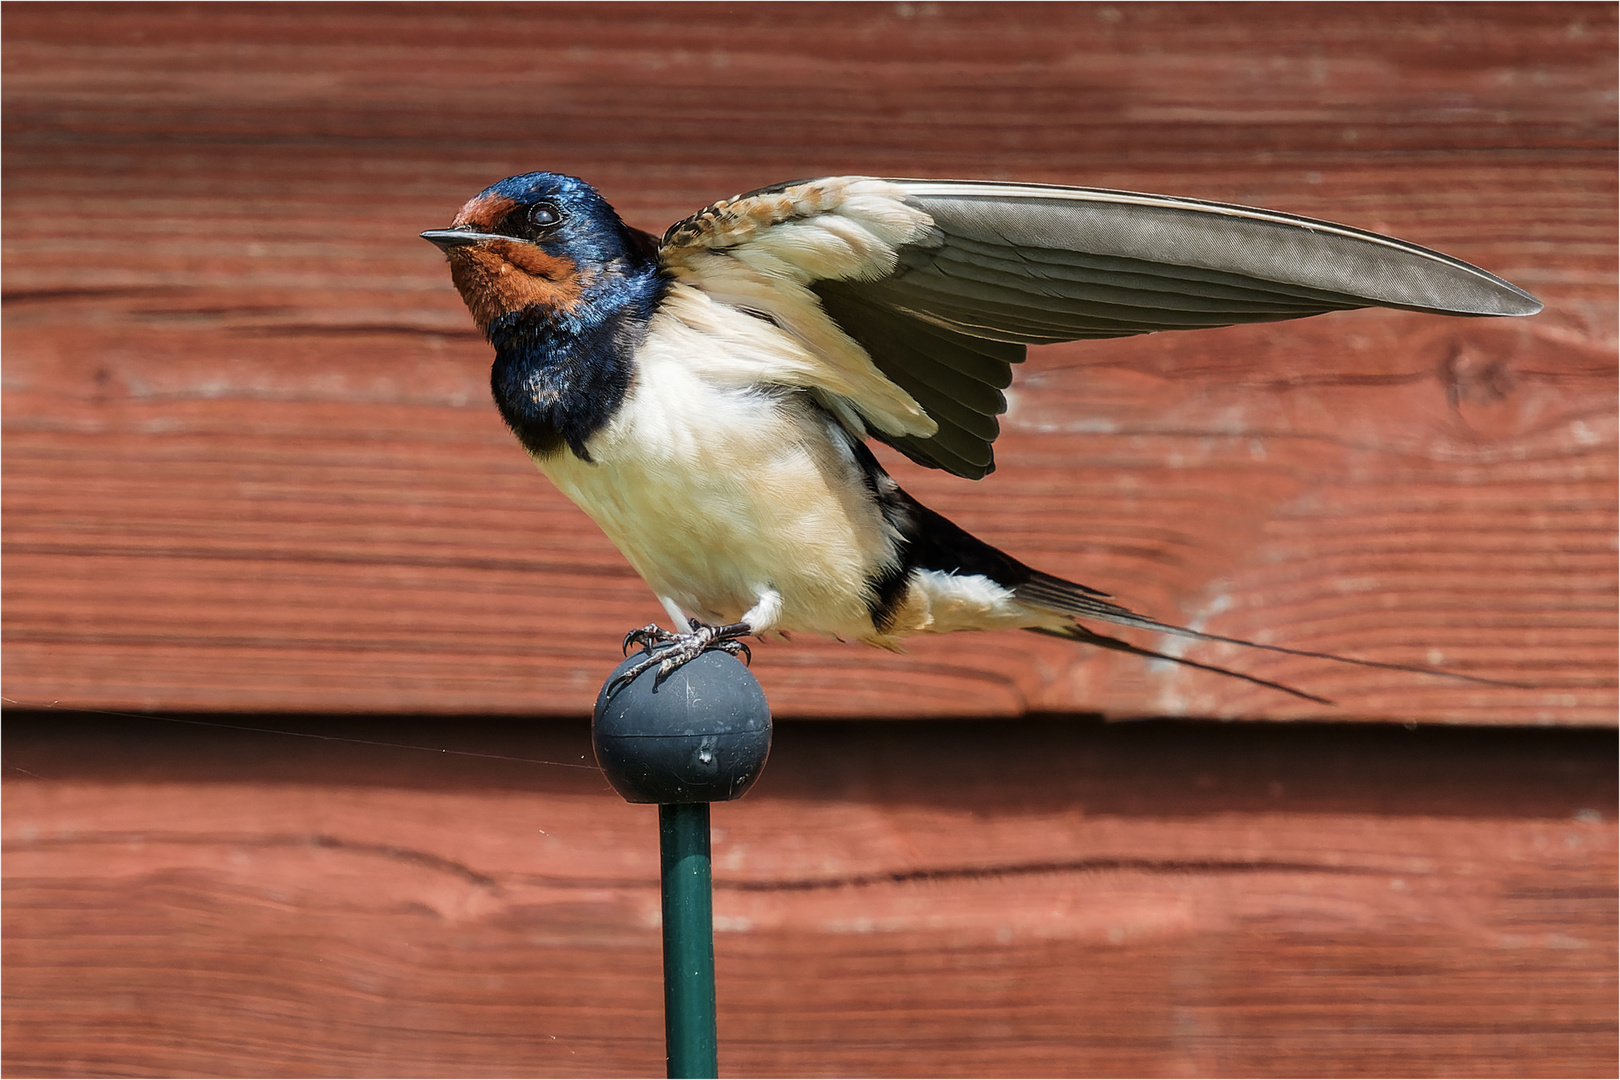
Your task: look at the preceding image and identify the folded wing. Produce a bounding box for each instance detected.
[660,177,1541,479]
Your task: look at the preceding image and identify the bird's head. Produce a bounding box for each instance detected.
[422,172,658,337]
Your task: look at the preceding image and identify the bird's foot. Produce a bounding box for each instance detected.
[621,624,683,653]
[611,619,753,692]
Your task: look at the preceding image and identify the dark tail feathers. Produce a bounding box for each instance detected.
[1017,570,1528,705]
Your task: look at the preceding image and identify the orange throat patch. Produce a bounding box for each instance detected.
[447,240,587,333]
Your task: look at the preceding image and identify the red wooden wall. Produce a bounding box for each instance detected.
[4,3,1616,1076]
[3,1,1613,723]
[5,714,1615,1077]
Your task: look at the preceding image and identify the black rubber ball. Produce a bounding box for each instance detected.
[592,649,773,804]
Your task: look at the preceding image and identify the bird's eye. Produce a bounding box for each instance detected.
[527,201,563,231]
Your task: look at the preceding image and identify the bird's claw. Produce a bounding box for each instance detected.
[622,624,680,655]
[715,637,752,666]
[609,620,752,693]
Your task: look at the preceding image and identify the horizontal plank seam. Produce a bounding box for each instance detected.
[8,832,498,889]
[6,835,1413,892]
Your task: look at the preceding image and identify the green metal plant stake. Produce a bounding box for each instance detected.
[594,649,773,1079]
[660,803,718,1076]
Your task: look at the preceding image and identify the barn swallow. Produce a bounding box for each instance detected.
[423,174,1540,701]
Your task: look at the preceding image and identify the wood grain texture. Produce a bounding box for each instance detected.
[4,713,1615,1077]
[3,2,1615,721]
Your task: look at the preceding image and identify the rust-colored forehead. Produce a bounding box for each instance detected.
[452,193,517,230]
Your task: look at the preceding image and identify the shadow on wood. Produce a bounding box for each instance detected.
[4,711,1615,1077]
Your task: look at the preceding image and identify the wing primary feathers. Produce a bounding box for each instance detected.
[919,245,1359,316]
[896,182,1542,317]
[876,270,1350,334]
[925,235,1376,307]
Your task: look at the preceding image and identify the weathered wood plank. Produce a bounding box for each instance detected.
[4,713,1614,1076]
[2,2,1614,720]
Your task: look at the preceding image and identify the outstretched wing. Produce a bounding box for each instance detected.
[659,177,1541,479]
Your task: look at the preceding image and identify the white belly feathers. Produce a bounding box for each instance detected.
[533,286,903,640]
[529,281,1056,646]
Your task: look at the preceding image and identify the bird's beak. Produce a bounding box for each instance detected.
[420,229,503,250]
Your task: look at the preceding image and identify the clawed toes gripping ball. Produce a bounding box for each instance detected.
[593,650,773,804]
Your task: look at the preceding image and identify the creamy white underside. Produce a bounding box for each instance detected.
[533,285,1053,645]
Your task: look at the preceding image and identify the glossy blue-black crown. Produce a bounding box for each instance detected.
[479,172,665,461]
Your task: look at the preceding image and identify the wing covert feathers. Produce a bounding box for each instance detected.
[661,175,1542,479]
[659,177,941,439]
